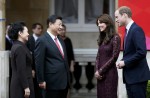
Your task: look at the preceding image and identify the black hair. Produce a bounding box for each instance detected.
[46,15,62,28]
[32,23,43,29]
[8,21,26,41]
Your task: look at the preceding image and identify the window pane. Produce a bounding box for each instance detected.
[55,0,78,23]
[85,0,104,24]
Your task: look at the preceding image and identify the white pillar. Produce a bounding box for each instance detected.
[0,1,9,98]
[117,52,127,98]
[0,0,6,51]
[0,51,9,98]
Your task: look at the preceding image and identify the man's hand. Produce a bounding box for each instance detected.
[116,61,125,69]
[39,82,46,89]
[24,87,30,98]
[32,70,35,78]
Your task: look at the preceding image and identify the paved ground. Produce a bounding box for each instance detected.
[70,88,97,98]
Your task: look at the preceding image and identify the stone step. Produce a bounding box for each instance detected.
[70,88,97,98]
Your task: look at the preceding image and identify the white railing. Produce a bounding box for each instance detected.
[0,51,9,98]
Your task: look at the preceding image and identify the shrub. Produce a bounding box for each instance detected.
[147,80,150,98]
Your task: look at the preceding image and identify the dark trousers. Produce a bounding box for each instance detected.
[45,87,68,98]
[33,77,45,98]
[126,81,148,98]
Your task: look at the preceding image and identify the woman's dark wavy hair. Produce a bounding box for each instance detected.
[8,21,26,41]
[96,14,117,45]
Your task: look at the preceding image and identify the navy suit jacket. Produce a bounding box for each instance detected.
[34,32,70,90]
[123,22,150,84]
[6,37,12,50]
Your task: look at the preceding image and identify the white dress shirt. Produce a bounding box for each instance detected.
[47,31,64,55]
[33,33,38,41]
[126,20,134,35]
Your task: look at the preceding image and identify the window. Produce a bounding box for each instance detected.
[50,0,115,32]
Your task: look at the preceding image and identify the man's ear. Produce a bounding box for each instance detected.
[49,22,52,27]
[123,13,128,18]
[18,31,22,35]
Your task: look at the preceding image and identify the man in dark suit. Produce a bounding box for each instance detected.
[6,36,13,50]
[5,24,13,98]
[115,6,150,98]
[34,15,70,98]
[26,23,43,98]
[5,24,13,50]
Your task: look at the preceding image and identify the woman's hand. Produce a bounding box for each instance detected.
[70,60,75,72]
[24,87,30,98]
[94,71,103,80]
[32,70,35,78]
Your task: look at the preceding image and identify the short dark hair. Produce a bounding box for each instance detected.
[32,23,43,29]
[8,21,26,41]
[118,6,132,18]
[46,15,62,27]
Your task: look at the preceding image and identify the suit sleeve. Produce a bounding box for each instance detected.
[99,35,121,75]
[15,46,29,89]
[124,28,147,67]
[34,38,45,83]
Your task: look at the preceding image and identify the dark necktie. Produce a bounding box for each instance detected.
[54,37,64,58]
[124,28,127,49]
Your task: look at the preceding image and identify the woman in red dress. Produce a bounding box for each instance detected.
[95,14,121,98]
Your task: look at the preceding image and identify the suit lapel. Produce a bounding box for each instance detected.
[44,33,64,59]
[30,35,35,50]
[124,22,135,50]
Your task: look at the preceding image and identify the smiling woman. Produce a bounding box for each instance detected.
[8,21,35,98]
[97,21,107,32]
[95,14,121,98]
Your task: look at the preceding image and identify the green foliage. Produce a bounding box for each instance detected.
[147,80,150,98]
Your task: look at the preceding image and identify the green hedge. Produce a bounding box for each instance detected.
[147,80,150,98]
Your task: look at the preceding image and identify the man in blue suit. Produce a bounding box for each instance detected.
[115,6,150,98]
[34,15,70,98]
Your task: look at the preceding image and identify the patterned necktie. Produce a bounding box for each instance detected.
[54,37,64,58]
[124,28,127,49]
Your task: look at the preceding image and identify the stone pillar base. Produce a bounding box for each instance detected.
[0,51,9,98]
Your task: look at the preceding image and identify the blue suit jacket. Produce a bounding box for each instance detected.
[34,32,70,90]
[123,22,150,84]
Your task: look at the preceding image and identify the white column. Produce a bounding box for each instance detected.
[0,0,6,51]
[0,0,9,98]
[0,51,9,98]
[117,52,127,98]
[117,69,127,98]
[78,62,88,93]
